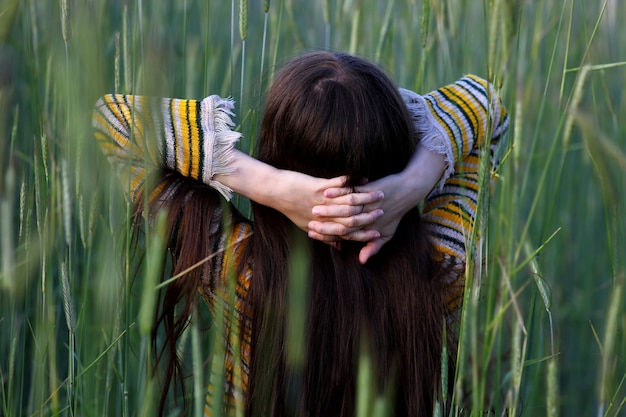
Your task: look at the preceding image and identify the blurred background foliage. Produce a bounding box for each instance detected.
[0,0,624,416]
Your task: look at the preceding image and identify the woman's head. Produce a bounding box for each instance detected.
[257,52,416,185]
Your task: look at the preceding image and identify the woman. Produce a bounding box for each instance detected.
[93,51,508,416]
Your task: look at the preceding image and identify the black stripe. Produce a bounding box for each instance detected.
[158,98,168,166]
[185,100,192,177]
[197,100,205,182]
[170,99,178,171]
[431,230,466,254]
[429,188,478,207]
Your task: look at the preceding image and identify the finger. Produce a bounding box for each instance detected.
[359,239,385,264]
[307,221,357,237]
[325,176,349,188]
[333,209,384,228]
[323,186,354,198]
[307,230,339,242]
[335,191,384,206]
[313,194,384,216]
[324,190,384,205]
[308,229,380,243]
[340,229,381,242]
[309,209,383,233]
[313,202,384,218]
[312,204,359,217]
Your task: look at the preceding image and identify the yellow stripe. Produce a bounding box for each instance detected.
[432,241,459,259]
[448,201,474,225]
[444,288,464,312]
[462,153,481,167]
[147,181,167,205]
[96,140,121,156]
[121,96,146,146]
[430,204,471,231]
[188,100,201,180]
[177,100,191,176]
[94,106,131,150]
[129,168,145,202]
[446,176,479,195]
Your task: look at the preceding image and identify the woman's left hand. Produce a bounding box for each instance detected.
[308,145,448,264]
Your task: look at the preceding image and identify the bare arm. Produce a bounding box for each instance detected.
[214,149,385,240]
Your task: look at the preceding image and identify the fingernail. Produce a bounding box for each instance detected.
[312,207,320,215]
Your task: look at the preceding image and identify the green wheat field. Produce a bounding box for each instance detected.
[0,0,624,416]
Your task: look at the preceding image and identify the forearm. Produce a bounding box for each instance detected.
[213,149,282,208]
[391,144,447,214]
[215,150,385,233]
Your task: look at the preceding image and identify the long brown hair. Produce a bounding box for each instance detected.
[137,172,250,414]
[247,52,446,416]
[146,52,448,416]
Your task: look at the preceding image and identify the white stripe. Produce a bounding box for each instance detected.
[162,98,176,170]
[173,99,185,173]
[201,97,214,184]
[458,77,490,112]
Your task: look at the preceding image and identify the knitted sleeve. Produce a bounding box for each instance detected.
[93,94,254,409]
[92,94,241,202]
[401,75,509,310]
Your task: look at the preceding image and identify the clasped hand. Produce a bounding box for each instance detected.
[226,146,447,264]
[280,145,447,264]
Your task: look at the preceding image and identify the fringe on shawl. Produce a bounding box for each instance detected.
[200,95,242,201]
[399,87,455,191]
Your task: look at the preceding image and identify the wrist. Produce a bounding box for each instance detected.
[259,167,295,210]
[214,149,281,207]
